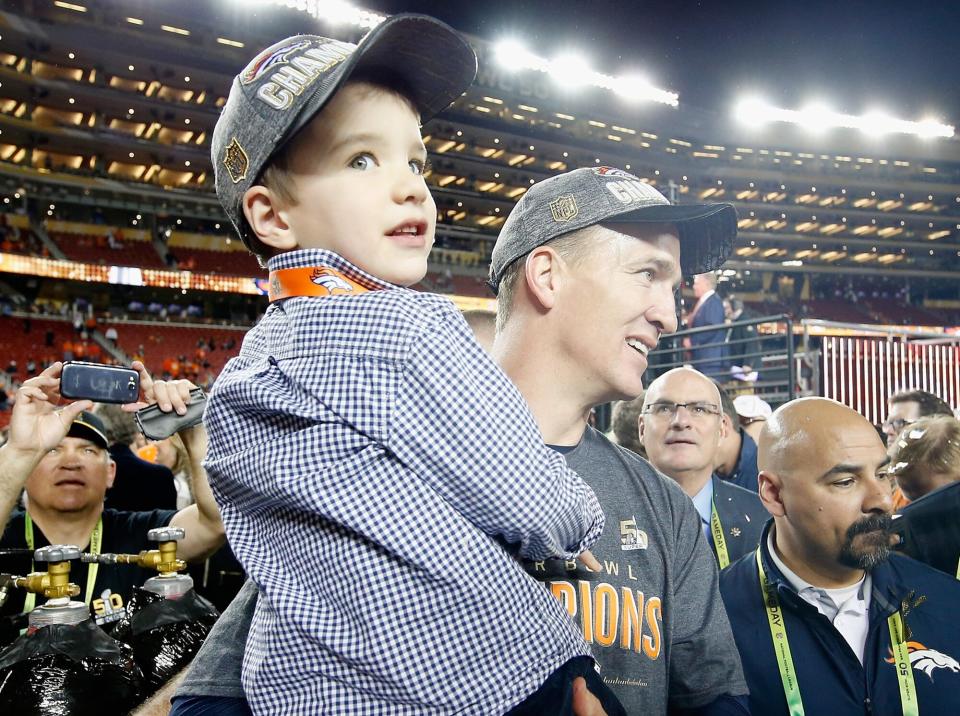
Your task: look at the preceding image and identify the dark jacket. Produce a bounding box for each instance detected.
[106,443,177,512]
[720,522,960,716]
[689,292,728,378]
[893,481,960,578]
[711,476,767,566]
[718,429,760,493]
[725,311,761,371]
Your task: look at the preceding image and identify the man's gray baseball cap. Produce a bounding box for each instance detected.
[211,14,477,252]
[488,166,738,294]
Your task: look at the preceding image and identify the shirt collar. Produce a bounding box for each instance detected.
[266,248,396,292]
[766,529,870,619]
[691,476,715,526]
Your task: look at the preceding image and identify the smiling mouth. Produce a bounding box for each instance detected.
[626,338,650,357]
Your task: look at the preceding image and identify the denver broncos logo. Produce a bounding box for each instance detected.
[310,268,354,295]
[240,39,311,85]
[886,642,960,680]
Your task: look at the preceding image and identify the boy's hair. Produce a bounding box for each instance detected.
[248,68,421,266]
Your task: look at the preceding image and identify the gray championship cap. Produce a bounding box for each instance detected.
[212,14,477,252]
[488,166,738,294]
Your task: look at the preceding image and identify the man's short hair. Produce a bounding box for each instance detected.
[715,382,738,423]
[729,296,744,313]
[611,394,646,457]
[889,389,953,417]
[94,403,138,448]
[495,224,609,334]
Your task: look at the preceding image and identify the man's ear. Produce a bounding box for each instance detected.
[637,414,646,445]
[758,470,784,516]
[242,185,298,252]
[523,246,566,311]
[719,413,732,440]
[105,458,117,490]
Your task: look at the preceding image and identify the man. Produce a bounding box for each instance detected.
[684,272,727,378]
[0,361,225,644]
[714,386,760,493]
[732,394,771,444]
[171,166,748,715]
[723,297,760,379]
[882,389,952,448]
[889,415,960,578]
[882,389,953,510]
[97,402,178,512]
[720,398,960,716]
[610,393,646,458]
[640,367,766,568]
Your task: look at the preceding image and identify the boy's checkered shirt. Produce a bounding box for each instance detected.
[203,248,604,714]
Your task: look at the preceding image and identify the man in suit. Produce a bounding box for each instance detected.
[640,367,767,568]
[724,296,760,379]
[685,272,727,379]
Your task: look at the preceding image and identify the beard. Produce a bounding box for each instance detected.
[838,513,894,570]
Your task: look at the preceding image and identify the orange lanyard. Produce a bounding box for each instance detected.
[268,266,374,302]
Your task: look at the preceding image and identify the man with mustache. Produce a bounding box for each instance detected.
[719,397,960,715]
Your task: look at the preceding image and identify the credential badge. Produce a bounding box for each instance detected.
[550,194,579,223]
[223,138,249,184]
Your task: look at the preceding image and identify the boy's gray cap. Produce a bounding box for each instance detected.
[488,166,738,294]
[212,14,477,252]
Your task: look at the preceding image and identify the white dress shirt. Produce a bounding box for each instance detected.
[768,532,872,664]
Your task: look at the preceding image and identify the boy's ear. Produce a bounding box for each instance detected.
[242,185,298,252]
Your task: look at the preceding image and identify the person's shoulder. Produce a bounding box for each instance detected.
[901,481,960,516]
[715,478,766,514]
[719,548,760,596]
[101,507,178,534]
[581,428,692,503]
[0,510,26,543]
[884,552,960,589]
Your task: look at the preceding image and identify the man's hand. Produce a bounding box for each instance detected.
[8,362,92,456]
[572,677,608,716]
[123,361,205,457]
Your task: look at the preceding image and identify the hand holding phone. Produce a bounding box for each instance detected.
[60,361,140,404]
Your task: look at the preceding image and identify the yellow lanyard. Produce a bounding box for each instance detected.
[756,548,919,716]
[711,498,730,569]
[22,513,102,613]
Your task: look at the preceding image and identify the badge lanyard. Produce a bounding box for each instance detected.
[711,499,730,569]
[22,513,102,613]
[268,266,373,302]
[756,548,919,716]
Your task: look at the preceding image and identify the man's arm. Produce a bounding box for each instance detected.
[125,362,225,562]
[1,363,92,527]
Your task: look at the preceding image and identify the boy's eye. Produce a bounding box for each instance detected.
[410,158,431,175]
[349,153,376,171]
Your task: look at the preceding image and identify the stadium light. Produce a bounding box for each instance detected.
[494,39,678,106]
[236,0,385,29]
[733,96,954,138]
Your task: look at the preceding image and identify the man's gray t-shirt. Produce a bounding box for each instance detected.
[524,427,747,713]
[176,427,747,712]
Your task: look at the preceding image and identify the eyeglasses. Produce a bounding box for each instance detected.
[642,401,722,420]
[882,417,916,433]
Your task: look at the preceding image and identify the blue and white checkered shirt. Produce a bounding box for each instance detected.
[204,249,603,715]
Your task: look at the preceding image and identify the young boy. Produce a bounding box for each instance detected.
[205,15,623,715]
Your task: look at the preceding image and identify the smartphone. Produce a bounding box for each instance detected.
[60,361,140,404]
[135,387,206,440]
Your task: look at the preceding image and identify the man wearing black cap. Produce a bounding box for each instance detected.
[0,361,225,645]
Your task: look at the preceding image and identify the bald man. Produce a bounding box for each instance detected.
[640,368,766,568]
[719,398,960,716]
